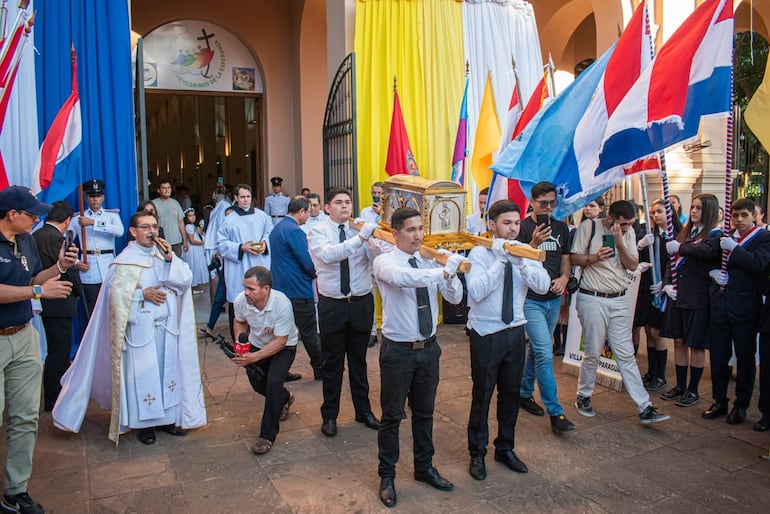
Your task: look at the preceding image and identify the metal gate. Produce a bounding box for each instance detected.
[322,53,358,212]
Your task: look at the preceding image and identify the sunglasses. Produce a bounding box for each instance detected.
[536,200,557,208]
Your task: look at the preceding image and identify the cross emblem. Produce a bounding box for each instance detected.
[168,381,176,392]
[143,393,156,406]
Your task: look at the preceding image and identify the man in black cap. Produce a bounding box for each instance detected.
[265,177,290,227]
[69,179,124,317]
[0,185,78,514]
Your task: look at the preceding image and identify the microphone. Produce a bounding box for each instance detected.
[234,332,250,355]
[149,233,171,255]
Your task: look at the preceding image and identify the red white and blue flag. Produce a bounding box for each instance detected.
[31,49,82,203]
[596,0,733,175]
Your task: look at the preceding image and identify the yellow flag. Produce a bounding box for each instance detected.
[746,57,770,152]
[471,73,501,191]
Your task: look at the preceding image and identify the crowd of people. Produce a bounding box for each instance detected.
[0,177,769,512]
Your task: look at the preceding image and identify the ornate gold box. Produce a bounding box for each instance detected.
[382,175,467,236]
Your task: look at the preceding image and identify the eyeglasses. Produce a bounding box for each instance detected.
[536,200,557,208]
[135,224,160,231]
[615,222,634,228]
[18,210,39,220]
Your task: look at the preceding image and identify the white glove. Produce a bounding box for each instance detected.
[507,254,524,267]
[665,240,681,255]
[637,234,654,250]
[709,269,729,286]
[650,281,662,295]
[662,284,677,300]
[353,217,366,225]
[720,236,738,252]
[492,238,509,260]
[358,223,378,240]
[638,262,652,273]
[443,253,465,276]
[435,248,452,256]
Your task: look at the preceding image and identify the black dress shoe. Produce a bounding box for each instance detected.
[355,412,381,430]
[158,424,187,436]
[494,450,528,474]
[137,427,156,445]
[414,467,454,491]
[702,402,728,419]
[726,406,747,425]
[753,415,770,432]
[285,372,302,382]
[469,456,486,481]
[321,419,337,437]
[379,477,397,508]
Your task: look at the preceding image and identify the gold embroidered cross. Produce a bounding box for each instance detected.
[168,381,176,392]
[143,393,156,406]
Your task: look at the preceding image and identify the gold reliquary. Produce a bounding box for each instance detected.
[382,175,467,237]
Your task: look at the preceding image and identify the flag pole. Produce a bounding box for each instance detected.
[78,183,87,265]
[720,32,736,275]
[641,1,678,294]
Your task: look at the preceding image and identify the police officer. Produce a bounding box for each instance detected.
[69,179,124,316]
[264,177,290,226]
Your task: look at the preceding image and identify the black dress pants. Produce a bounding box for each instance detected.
[82,283,101,318]
[318,294,374,421]
[467,325,526,457]
[710,294,757,409]
[759,331,770,417]
[378,337,440,479]
[250,346,296,442]
[290,298,324,376]
[42,316,73,406]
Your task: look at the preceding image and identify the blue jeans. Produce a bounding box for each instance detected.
[520,297,564,416]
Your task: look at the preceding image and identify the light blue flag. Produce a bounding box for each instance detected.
[490,44,616,200]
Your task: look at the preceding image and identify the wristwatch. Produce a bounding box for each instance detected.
[32,285,42,300]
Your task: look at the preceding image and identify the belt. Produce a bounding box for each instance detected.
[321,293,371,303]
[271,215,285,218]
[578,287,626,299]
[383,335,436,350]
[0,324,28,336]
[86,249,114,255]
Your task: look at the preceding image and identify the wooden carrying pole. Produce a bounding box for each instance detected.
[466,234,546,262]
[349,220,472,273]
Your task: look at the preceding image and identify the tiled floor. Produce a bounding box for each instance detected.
[11,289,770,513]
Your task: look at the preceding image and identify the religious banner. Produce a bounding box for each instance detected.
[562,268,642,391]
[139,20,262,93]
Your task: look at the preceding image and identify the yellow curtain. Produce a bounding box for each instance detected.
[354,0,464,208]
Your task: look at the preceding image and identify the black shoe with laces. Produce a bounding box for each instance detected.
[550,414,576,433]
[1,492,45,514]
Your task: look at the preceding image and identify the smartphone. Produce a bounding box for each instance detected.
[536,214,550,228]
[64,229,74,249]
[217,176,224,185]
[602,234,616,256]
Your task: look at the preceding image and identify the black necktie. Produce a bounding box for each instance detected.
[339,224,351,295]
[408,257,433,339]
[502,261,514,324]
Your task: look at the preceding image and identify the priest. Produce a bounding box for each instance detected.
[53,211,207,444]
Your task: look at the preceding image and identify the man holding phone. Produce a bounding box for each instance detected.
[33,201,82,411]
[515,182,575,433]
[570,200,669,424]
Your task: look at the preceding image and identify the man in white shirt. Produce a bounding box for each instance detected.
[307,187,380,438]
[373,207,465,508]
[465,200,550,481]
[359,182,384,223]
[69,179,124,317]
[466,187,489,235]
[231,266,298,455]
[301,193,328,235]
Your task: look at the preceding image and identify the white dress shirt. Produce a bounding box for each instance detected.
[359,205,380,223]
[307,218,373,298]
[373,247,462,341]
[301,212,328,234]
[466,212,486,235]
[466,243,550,337]
[68,209,124,284]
